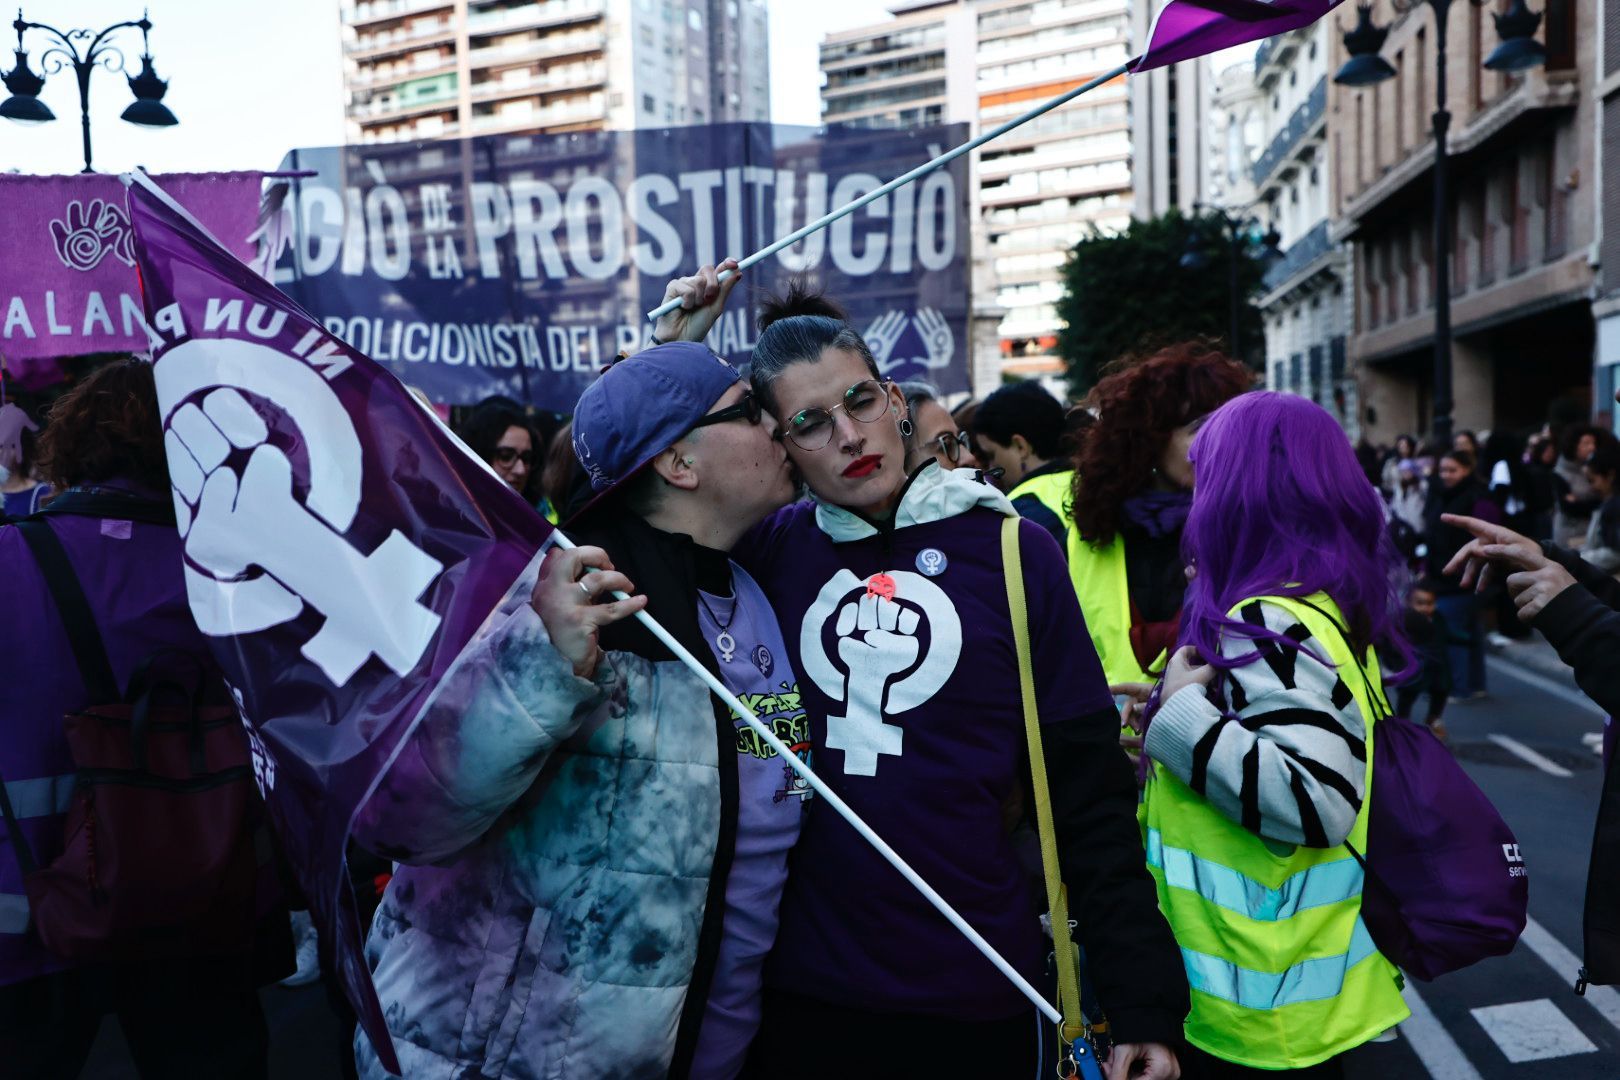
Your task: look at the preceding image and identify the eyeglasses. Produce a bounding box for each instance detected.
[783,379,890,451]
[492,447,534,467]
[928,430,973,464]
[688,391,763,432]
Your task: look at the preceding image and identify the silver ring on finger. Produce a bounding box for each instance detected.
[578,579,593,597]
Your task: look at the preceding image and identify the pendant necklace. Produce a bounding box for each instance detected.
[698,589,739,663]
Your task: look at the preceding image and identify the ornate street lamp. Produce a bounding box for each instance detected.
[0,8,178,172]
[1333,0,1546,445]
[1484,0,1547,71]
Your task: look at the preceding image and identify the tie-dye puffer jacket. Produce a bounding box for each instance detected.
[352,537,739,1080]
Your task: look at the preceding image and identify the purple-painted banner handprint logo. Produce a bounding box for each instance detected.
[862,307,956,376]
[49,198,137,272]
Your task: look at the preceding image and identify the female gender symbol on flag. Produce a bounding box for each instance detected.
[123,171,548,1075]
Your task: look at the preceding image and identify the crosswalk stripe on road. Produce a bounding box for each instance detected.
[1397,983,1485,1080]
[1469,999,1597,1062]
[1485,733,1574,778]
[1518,916,1620,1032]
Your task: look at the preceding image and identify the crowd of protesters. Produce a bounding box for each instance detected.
[1352,418,1620,737]
[3,256,1619,1080]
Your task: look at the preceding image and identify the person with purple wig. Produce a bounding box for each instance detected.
[1136,392,1415,1076]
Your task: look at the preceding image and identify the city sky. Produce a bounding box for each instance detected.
[0,0,894,176]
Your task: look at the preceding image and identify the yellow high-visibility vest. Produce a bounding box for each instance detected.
[1067,530,1160,685]
[1007,468,1075,539]
[1141,592,1408,1068]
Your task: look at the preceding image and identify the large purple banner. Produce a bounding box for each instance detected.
[264,122,972,409]
[0,173,263,381]
[124,172,551,1073]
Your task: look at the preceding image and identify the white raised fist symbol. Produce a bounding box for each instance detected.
[826,592,924,776]
[165,384,444,686]
[801,569,963,777]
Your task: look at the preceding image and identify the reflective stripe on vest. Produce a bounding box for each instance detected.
[1182,917,1382,1011]
[4,773,75,820]
[1145,828,1364,922]
[1141,592,1408,1066]
[0,894,28,934]
[1067,531,1157,685]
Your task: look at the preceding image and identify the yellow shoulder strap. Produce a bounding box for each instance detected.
[1001,516,1086,1044]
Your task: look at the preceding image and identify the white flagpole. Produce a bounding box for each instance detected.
[645,58,1136,322]
[550,531,1064,1025]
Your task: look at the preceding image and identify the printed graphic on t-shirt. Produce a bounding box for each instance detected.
[731,681,813,803]
[798,568,963,776]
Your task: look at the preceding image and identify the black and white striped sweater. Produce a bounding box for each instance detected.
[1143,600,1369,849]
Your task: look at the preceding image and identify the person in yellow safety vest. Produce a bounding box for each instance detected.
[970,381,1075,553]
[1068,345,1253,688]
[1128,391,1418,1077]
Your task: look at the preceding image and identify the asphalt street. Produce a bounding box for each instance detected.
[80,653,1619,1078]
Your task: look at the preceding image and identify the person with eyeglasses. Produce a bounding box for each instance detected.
[900,380,982,475]
[457,397,539,497]
[733,284,1188,1079]
[352,264,811,1080]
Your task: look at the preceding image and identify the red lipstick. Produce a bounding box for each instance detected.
[843,454,882,479]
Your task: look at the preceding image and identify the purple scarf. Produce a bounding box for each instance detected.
[1120,489,1193,539]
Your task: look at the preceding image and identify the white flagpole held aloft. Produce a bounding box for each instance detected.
[645,59,1137,322]
[550,531,1063,1025]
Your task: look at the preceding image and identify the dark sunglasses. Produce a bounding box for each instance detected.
[492,447,534,467]
[689,391,763,432]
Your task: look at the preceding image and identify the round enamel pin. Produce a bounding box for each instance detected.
[916,548,948,576]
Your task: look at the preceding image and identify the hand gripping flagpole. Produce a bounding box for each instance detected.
[549,530,1064,1026]
[645,59,1135,323]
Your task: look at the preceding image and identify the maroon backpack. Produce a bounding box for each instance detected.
[0,498,259,962]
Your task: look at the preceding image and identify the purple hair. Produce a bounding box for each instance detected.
[1179,392,1415,681]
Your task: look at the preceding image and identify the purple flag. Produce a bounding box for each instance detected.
[1130,0,1341,73]
[123,171,551,1074]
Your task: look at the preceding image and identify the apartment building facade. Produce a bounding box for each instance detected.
[1207,58,1261,209]
[341,0,770,145]
[1248,24,1357,433]
[821,0,1134,388]
[1129,10,1209,219]
[1592,0,1620,432]
[1329,0,1592,444]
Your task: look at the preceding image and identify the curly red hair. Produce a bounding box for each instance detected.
[37,358,169,492]
[1071,342,1254,544]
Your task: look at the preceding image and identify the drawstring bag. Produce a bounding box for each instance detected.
[1298,599,1528,981]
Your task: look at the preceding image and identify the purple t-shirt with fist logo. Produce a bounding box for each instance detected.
[737,501,1113,1018]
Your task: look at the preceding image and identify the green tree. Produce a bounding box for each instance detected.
[1056,210,1269,396]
